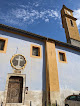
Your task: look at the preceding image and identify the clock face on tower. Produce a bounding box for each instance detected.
[67,11,71,15]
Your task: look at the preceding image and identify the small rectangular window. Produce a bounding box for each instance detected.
[59,52,65,61]
[32,46,40,56]
[0,37,8,53]
[70,20,74,27]
[0,39,5,50]
[58,51,67,63]
[31,44,41,58]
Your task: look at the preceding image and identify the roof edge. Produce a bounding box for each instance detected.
[0,23,80,51]
[62,5,73,12]
[0,24,47,40]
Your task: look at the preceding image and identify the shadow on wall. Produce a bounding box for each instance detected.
[0,30,44,45]
[56,45,80,56]
[0,91,4,106]
[42,46,46,106]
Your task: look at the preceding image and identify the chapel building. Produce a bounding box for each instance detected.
[0,5,80,106]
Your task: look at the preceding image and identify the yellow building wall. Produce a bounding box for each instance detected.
[46,41,59,92]
[45,41,60,105]
[66,17,80,41]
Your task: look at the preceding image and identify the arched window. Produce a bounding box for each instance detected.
[70,20,74,27]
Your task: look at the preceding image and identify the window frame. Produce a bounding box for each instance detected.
[0,37,8,53]
[77,95,80,101]
[58,51,67,63]
[30,44,41,58]
[69,95,77,101]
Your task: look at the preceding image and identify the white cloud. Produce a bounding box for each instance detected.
[0,5,60,26]
[73,9,80,29]
[45,19,49,22]
[33,2,39,7]
[0,11,20,25]
[19,5,28,8]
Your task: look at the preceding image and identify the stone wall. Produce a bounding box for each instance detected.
[0,90,46,106]
[0,91,4,106]
[24,91,46,106]
[70,38,80,47]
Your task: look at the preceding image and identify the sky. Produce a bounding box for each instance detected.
[0,0,80,42]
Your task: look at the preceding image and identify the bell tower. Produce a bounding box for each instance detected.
[61,5,80,47]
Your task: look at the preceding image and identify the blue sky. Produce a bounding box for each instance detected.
[0,0,80,42]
